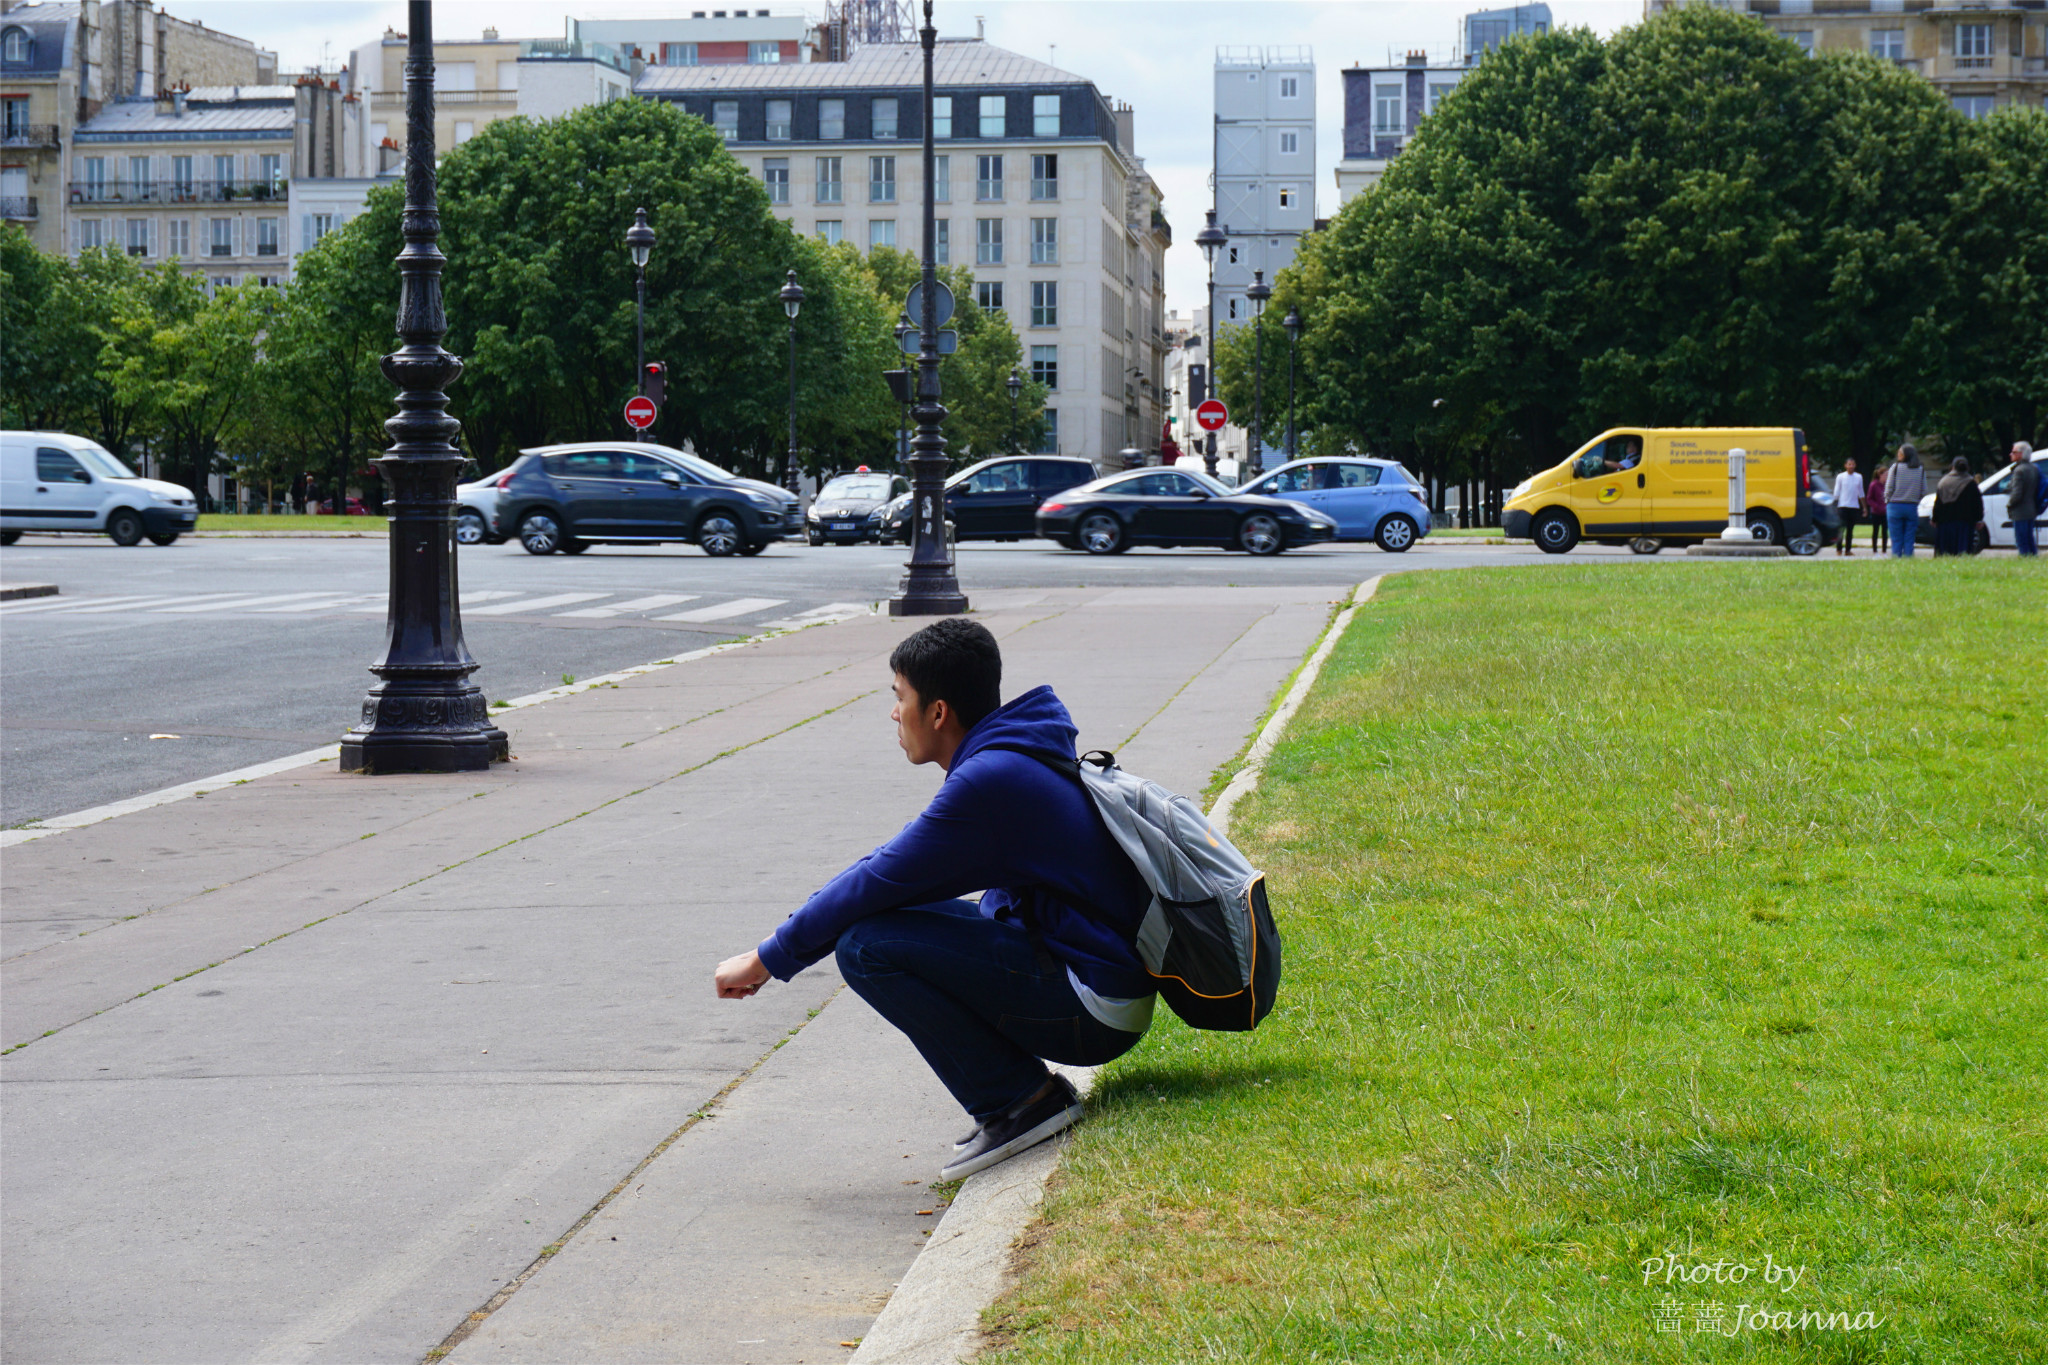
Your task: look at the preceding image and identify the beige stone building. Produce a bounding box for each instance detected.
[1645,0,2048,117]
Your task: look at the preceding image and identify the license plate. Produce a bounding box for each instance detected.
[831,522,856,531]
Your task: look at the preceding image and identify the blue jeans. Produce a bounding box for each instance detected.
[1887,504,1918,557]
[835,899,1146,1120]
[2016,516,2039,557]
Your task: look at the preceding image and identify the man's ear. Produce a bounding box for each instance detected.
[926,697,950,730]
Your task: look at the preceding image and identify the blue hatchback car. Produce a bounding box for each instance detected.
[1236,457,1432,552]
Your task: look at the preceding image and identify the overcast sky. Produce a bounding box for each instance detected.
[157,1,1640,310]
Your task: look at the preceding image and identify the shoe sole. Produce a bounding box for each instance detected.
[940,1101,1084,1181]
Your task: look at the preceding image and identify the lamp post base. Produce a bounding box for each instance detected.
[888,589,969,617]
[340,679,509,773]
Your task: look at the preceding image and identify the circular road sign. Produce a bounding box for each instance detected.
[904,278,955,330]
[624,395,658,429]
[1195,399,1229,432]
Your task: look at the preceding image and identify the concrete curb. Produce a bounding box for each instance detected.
[848,577,1385,1365]
[0,583,59,601]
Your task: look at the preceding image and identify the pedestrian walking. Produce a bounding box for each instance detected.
[1831,459,1865,556]
[1931,457,1983,557]
[714,619,1155,1179]
[1865,460,1890,553]
[1884,444,1925,558]
[2008,442,2042,558]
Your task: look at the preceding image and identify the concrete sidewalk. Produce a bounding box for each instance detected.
[1,584,1348,1365]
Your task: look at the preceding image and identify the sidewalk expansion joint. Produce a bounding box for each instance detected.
[1113,614,1263,754]
[419,985,847,1364]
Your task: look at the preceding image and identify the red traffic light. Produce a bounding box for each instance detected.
[642,360,667,408]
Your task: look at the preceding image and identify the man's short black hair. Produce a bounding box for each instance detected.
[890,619,1002,731]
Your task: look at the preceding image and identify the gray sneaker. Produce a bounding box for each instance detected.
[942,1075,1084,1180]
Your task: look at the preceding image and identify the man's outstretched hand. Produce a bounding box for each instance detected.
[715,949,771,999]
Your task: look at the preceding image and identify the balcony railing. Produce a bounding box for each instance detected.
[1,196,37,220]
[370,89,515,108]
[68,178,285,205]
[1,123,59,149]
[1030,177,1057,200]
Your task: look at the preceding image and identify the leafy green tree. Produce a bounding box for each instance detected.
[1,226,101,432]
[1940,105,2048,459]
[107,279,274,500]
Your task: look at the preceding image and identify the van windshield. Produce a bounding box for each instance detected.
[73,443,138,479]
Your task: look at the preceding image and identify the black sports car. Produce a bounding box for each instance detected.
[1036,467,1339,555]
[807,471,909,544]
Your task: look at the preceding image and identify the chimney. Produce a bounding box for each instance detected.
[171,88,187,116]
[1406,49,1427,66]
[482,26,498,41]
[976,15,985,41]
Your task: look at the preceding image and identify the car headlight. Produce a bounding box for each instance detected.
[1509,481,1530,501]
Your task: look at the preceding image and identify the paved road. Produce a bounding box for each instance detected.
[0,531,1654,825]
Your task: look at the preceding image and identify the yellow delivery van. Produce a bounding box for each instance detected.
[1501,427,1831,553]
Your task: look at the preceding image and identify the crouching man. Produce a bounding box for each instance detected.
[713,618,1155,1179]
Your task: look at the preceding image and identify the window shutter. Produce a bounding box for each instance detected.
[301,215,313,253]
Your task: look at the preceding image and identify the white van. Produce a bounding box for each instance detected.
[0,431,198,546]
[1913,452,2048,552]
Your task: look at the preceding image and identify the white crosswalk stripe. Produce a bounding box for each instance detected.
[0,594,158,616]
[60,594,239,615]
[250,594,384,612]
[464,592,612,616]
[154,592,342,613]
[753,602,874,632]
[655,597,789,623]
[555,594,699,618]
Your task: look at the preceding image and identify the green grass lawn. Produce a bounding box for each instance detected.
[195,514,385,532]
[990,559,2046,1363]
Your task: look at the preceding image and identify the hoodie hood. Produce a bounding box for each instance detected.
[950,685,1077,774]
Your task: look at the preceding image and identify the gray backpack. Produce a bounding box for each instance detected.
[997,747,1281,1031]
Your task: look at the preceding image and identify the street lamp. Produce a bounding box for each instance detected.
[1194,209,1227,480]
[626,206,656,443]
[780,269,804,494]
[889,0,968,617]
[1281,306,1301,464]
[1246,269,1271,479]
[1006,366,1022,453]
[340,0,505,774]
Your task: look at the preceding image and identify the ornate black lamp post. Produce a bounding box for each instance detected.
[780,269,804,493]
[1246,269,1271,479]
[890,0,967,617]
[340,0,505,774]
[626,207,655,443]
[1006,366,1022,452]
[1194,210,1227,479]
[1281,305,1301,464]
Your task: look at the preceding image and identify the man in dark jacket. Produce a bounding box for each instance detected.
[2009,443,2041,558]
[714,619,1154,1178]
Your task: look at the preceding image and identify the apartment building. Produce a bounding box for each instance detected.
[567,9,814,68]
[67,78,360,287]
[1211,46,1315,331]
[1465,3,1552,63]
[2,0,275,254]
[1333,52,1467,206]
[642,39,1170,467]
[1645,1,2045,116]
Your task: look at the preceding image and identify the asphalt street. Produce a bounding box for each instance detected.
[0,530,1655,826]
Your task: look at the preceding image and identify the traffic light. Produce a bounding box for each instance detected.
[643,361,667,408]
[1187,363,1207,406]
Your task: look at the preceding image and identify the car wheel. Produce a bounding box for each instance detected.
[806,528,823,546]
[1745,509,1783,545]
[738,540,768,556]
[1532,509,1579,554]
[0,530,20,546]
[147,532,180,546]
[697,511,743,557]
[518,511,562,555]
[1077,512,1124,555]
[1628,537,1663,555]
[106,509,146,546]
[1374,514,1418,554]
[1239,513,1285,556]
[559,539,589,554]
[1787,529,1823,556]
[1970,524,1990,555]
[455,509,487,545]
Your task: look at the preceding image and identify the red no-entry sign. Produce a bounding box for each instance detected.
[624,395,658,429]
[1194,399,1229,432]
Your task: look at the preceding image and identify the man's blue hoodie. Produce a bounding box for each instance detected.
[756,685,1155,1000]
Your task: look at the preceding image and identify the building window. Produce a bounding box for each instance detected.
[1035,408,1058,454]
[978,280,1005,314]
[498,61,520,90]
[976,217,1003,265]
[128,155,148,193]
[1955,23,1992,67]
[81,157,105,200]
[870,155,896,202]
[453,120,475,145]
[1871,29,1904,61]
[976,154,1003,201]
[210,217,233,256]
[750,41,781,64]
[819,98,845,139]
[1227,297,1239,320]
[1279,75,1299,98]
[127,219,148,256]
[259,153,282,191]
[209,275,233,293]
[816,157,843,204]
[311,213,334,242]
[1787,30,1813,56]
[1033,93,1060,137]
[1952,94,1994,119]
[256,218,279,256]
[872,97,898,139]
[1030,216,1058,264]
[712,102,739,141]
[1279,130,1299,155]
[933,154,951,202]
[1031,153,1057,200]
[763,158,789,203]
[438,62,476,92]
[171,155,193,197]
[167,219,189,257]
[869,219,896,250]
[1278,186,1296,210]
[935,219,950,264]
[816,220,842,244]
[1031,279,1057,326]
[662,42,697,66]
[78,218,104,249]
[767,99,792,140]
[1427,80,1458,114]
[1031,344,1057,389]
[215,153,235,190]
[3,27,30,63]
[1374,83,1402,135]
[933,96,952,138]
[979,94,1006,138]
